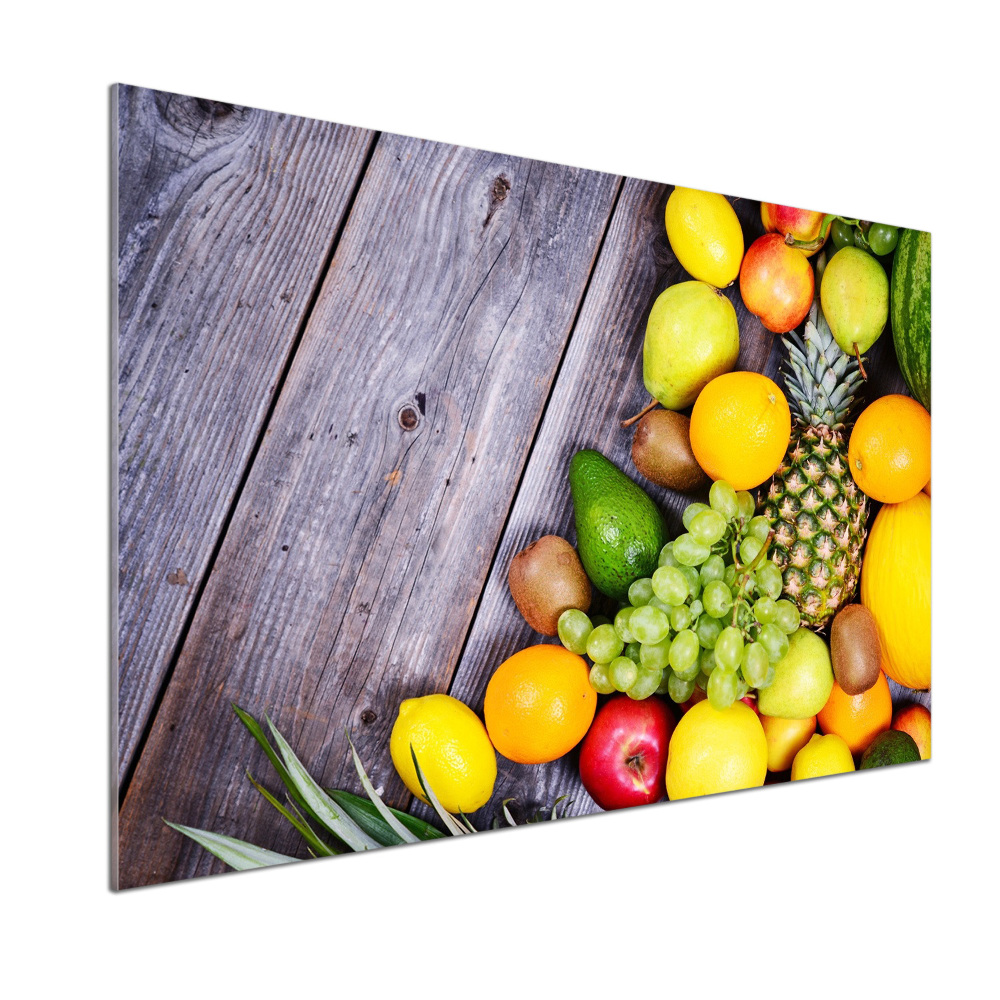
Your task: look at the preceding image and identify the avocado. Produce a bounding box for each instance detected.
[859,730,922,769]
[568,449,667,603]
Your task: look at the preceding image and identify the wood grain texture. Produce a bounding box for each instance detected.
[116,86,376,783]
[437,183,927,826]
[117,133,620,887]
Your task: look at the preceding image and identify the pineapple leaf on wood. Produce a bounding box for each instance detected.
[163,821,298,871]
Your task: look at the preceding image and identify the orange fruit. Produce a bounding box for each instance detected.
[892,703,931,760]
[816,670,892,755]
[689,372,791,490]
[847,394,931,503]
[484,644,597,764]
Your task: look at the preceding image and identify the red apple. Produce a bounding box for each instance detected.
[739,233,814,334]
[761,203,829,257]
[578,695,675,810]
[680,685,707,713]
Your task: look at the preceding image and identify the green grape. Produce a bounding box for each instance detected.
[745,515,771,544]
[689,599,704,618]
[668,672,696,704]
[714,626,744,672]
[639,636,672,672]
[698,647,716,675]
[627,668,663,701]
[658,543,679,568]
[679,565,702,600]
[753,596,777,624]
[628,577,654,607]
[760,664,776,689]
[587,623,625,664]
[709,481,739,519]
[630,605,671,644]
[724,564,737,588]
[699,554,726,585]
[739,536,763,566]
[682,502,710,530]
[613,606,636,643]
[756,561,783,600]
[651,565,688,606]
[830,219,855,251]
[648,596,672,614]
[624,641,643,664]
[557,609,593,654]
[695,672,709,691]
[740,641,770,688]
[609,656,639,692]
[757,623,789,663]
[734,676,749,701]
[868,222,898,256]
[668,628,699,673]
[702,579,734,619]
[689,508,728,547]
[672,651,701,682]
[589,661,617,695]
[655,670,672,695]
[707,667,738,710]
[672,533,712,566]
[736,490,755,520]
[670,604,692,632]
[773,600,801,634]
[696,613,725,649]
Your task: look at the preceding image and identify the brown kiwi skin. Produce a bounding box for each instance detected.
[830,604,882,695]
[508,535,591,636]
[632,409,708,493]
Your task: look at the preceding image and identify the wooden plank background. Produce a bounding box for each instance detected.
[117,87,930,888]
[118,127,621,887]
[116,86,375,784]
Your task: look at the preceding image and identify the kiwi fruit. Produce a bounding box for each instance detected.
[508,535,591,636]
[830,604,881,695]
[631,409,708,492]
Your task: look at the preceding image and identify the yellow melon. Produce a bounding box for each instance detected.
[860,492,930,690]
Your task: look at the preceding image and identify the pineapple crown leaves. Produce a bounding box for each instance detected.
[781,299,864,431]
[163,704,568,872]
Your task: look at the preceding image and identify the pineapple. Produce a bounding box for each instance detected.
[762,300,867,629]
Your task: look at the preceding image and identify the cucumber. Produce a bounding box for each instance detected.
[890,229,931,410]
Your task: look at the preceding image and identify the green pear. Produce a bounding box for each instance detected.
[820,247,889,355]
[756,628,834,720]
[643,280,739,410]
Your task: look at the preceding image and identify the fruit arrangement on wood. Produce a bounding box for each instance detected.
[168,185,931,872]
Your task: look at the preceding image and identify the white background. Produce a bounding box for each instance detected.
[4,2,995,996]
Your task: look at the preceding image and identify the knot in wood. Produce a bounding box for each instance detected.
[398,405,420,431]
[360,709,377,725]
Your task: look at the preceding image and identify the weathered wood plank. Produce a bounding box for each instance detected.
[116,86,376,784]
[117,134,621,887]
[440,182,926,825]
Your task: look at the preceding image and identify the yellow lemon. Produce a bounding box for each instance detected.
[760,714,816,772]
[665,186,745,287]
[389,694,497,814]
[790,733,855,781]
[665,700,767,800]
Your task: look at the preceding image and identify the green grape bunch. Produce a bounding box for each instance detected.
[557,481,801,711]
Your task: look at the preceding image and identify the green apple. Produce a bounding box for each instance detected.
[643,280,739,410]
[820,247,889,356]
[756,628,834,720]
